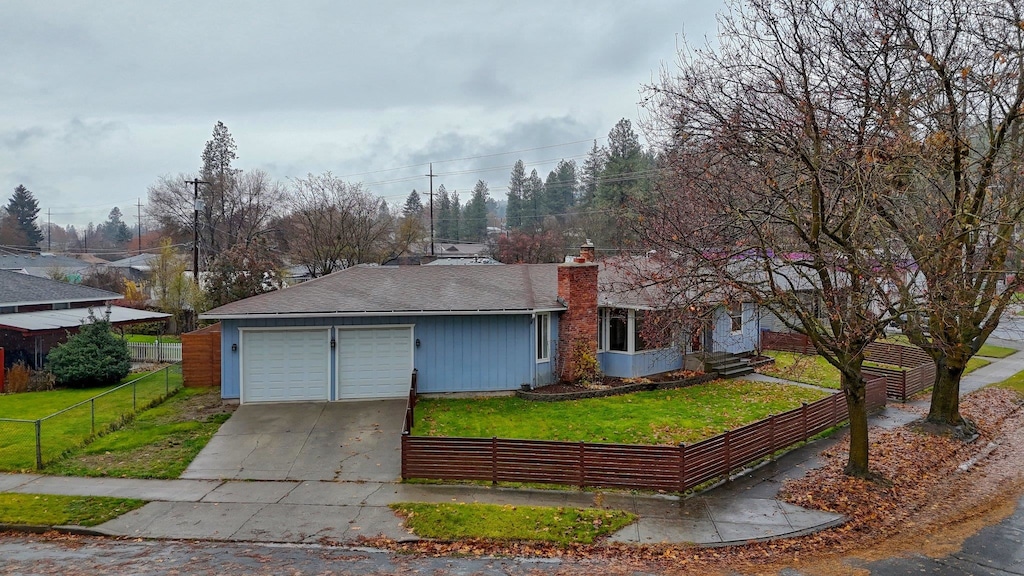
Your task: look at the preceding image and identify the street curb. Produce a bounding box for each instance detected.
[704,516,848,548]
[0,522,116,537]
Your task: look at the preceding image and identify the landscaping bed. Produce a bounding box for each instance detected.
[518,370,715,401]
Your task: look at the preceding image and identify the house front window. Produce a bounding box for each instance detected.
[635,310,651,351]
[729,303,743,333]
[536,313,550,362]
[608,308,629,352]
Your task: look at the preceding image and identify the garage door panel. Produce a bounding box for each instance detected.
[242,329,329,403]
[337,327,412,399]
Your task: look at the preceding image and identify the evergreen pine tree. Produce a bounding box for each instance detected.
[5,185,43,249]
[580,140,607,205]
[450,191,461,241]
[402,189,424,218]
[462,180,489,242]
[436,185,451,240]
[506,160,526,229]
[522,170,544,230]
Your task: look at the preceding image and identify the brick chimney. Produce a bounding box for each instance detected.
[579,239,595,263]
[556,242,599,382]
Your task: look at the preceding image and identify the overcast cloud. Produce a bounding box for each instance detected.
[1,1,722,228]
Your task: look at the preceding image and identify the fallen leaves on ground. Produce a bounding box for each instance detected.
[360,387,1024,575]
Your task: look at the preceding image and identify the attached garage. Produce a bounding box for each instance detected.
[241,329,329,403]
[336,326,413,399]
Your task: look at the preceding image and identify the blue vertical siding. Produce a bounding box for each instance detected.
[599,349,683,378]
[220,313,538,399]
[711,303,759,353]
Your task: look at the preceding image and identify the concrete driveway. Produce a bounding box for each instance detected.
[181,400,406,482]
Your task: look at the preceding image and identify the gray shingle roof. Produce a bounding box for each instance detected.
[202,264,566,317]
[0,269,121,306]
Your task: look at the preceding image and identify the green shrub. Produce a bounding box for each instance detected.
[47,309,131,388]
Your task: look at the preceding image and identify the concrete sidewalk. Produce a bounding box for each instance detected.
[1,338,1018,547]
[0,472,843,546]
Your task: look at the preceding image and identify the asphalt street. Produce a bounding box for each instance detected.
[0,492,1020,575]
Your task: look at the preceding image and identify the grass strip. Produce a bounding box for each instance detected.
[989,368,1024,395]
[390,502,635,545]
[0,493,144,527]
[46,387,233,479]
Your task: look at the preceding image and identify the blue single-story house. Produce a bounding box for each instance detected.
[200,245,760,403]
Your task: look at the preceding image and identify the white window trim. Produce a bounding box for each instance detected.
[536,313,551,363]
[597,309,608,352]
[599,308,671,356]
[729,303,744,334]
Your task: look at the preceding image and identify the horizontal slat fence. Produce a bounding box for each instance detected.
[760,331,936,402]
[401,375,887,491]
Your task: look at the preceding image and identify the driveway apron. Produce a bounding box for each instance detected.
[181,400,405,482]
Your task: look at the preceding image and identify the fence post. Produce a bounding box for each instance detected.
[724,430,732,477]
[678,443,686,492]
[91,399,95,433]
[491,437,498,485]
[34,420,42,470]
[578,441,586,488]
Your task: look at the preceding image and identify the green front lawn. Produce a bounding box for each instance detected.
[761,350,991,390]
[759,351,841,389]
[877,335,1017,358]
[46,387,233,479]
[391,502,635,545]
[0,493,144,526]
[0,368,183,471]
[414,380,829,445]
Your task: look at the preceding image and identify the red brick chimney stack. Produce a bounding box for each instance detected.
[556,241,599,382]
[579,239,595,263]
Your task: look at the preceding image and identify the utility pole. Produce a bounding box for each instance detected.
[46,209,50,252]
[136,199,142,255]
[185,178,209,284]
[425,163,436,256]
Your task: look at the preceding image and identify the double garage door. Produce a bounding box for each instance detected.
[240,327,413,403]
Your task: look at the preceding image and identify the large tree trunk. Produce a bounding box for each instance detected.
[927,357,965,427]
[842,371,870,477]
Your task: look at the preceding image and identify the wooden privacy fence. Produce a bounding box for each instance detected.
[181,323,221,388]
[760,331,936,402]
[401,375,886,491]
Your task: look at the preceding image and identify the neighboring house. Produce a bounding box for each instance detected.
[0,253,95,283]
[201,244,763,404]
[100,253,161,284]
[0,270,170,368]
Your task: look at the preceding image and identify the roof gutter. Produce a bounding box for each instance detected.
[201,307,567,321]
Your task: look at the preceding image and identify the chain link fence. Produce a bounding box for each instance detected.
[0,363,183,470]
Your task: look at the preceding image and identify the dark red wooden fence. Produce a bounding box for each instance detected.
[400,371,887,491]
[759,331,935,401]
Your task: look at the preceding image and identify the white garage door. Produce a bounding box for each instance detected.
[336,327,413,399]
[242,329,329,403]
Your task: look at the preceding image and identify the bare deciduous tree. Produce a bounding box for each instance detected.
[638,0,905,477]
[285,172,394,277]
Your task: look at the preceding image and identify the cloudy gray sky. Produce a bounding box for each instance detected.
[1,1,722,229]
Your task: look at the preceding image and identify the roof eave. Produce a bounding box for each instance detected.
[201,306,567,320]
